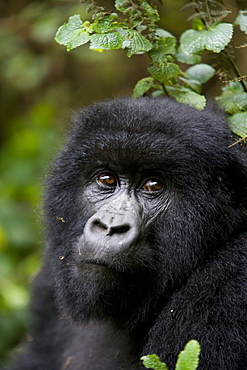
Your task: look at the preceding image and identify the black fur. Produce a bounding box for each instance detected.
[6,98,247,369]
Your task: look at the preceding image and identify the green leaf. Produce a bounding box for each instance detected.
[151,90,165,98]
[140,1,160,23]
[132,77,158,98]
[176,48,201,64]
[235,11,247,34]
[179,77,202,94]
[228,112,247,137]
[192,19,205,31]
[185,64,215,83]
[141,354,169,370]
[156,37,177,55]
[55,15,90,51]
[149,37,177,65]
[175,340,200,370]
[217,91,247,114]
[221,81,244,93]
[180,23,233,54]
[90,32,123,50]
[156,28,176,39]
[148,62,180,84]
[166,86,206,110]
[115,0,129,12]
[124,30,152,57]
[90,13,119,33]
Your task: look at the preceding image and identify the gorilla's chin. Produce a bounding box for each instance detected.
[55,260,157,327]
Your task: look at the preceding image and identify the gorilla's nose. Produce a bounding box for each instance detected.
[83,211,140,251]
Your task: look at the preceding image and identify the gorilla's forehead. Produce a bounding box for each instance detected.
[71,127,209,180]
[73,97,230,146]
[75,97,226,135]
[71,122,181,167]
[68,97,232,172]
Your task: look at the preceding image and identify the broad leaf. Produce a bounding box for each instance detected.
[90,13,119,34]
[156,28,176,39]
[235,11,247,34]
[221,81,244,93]
[148,62,180,83]
[185,64,215,83]
[176,48,201,64]
[179,77,202,94]
[166,86,206,110]
[175,340,200,370]
[156,37,177,55]
[124,30,152,57]
[180,23,233,54]
[217,92,247,114]
[90,32,123,50]
[228,112,247,137]
[55,15,90,51]
[149,38,176,65]
[132,77,157,98]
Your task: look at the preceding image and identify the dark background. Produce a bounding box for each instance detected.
[0,0,245,365]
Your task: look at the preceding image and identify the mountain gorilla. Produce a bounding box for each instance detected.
[7,98,247,370]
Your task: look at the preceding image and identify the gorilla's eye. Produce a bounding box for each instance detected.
[97,173,117,187]
[143,180,163,192]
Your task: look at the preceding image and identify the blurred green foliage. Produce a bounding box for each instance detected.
[0,0,245,366]
[0,101,60,361]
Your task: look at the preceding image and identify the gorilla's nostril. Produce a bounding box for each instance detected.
[107,224,130,236]
[92,220,107,232]
[92,219,130,236]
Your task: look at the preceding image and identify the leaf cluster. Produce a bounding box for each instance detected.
[55,0,247,139]
[141,340,200,370]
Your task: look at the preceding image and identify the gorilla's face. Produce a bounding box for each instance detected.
[44,98,245,327]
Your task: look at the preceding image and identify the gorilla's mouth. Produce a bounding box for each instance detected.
[78,259,110,268]
[77,258,127,273]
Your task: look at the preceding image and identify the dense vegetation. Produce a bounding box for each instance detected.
[55,0,247,137]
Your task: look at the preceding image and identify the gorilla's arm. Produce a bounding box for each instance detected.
[143,234,247,370]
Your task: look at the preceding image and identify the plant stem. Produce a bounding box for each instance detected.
[162,84,169,96]
[205,0,212,27]
[229,56,247,92]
